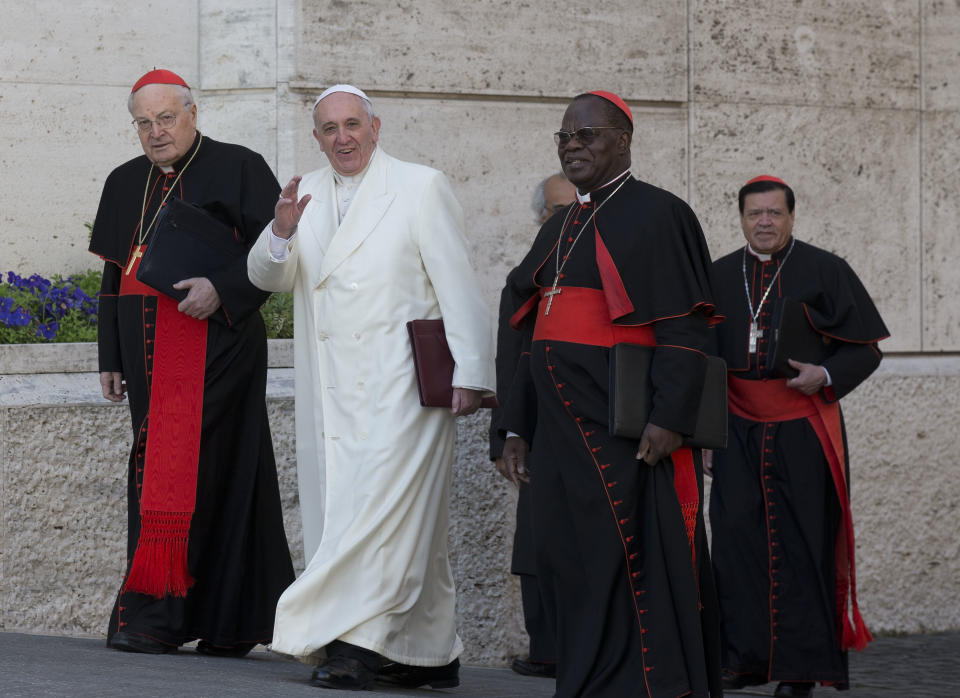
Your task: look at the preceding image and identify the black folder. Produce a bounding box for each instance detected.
[609,343,727,449]
[136,198,253,324]
[768,297,831,378]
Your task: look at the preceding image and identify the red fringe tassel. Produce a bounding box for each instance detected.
[124,510,194,598]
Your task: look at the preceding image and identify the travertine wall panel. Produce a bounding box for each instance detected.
[199,0,277,90]
[692,102,919,352]
[0,2,197,87]
[0,388,304,637]
[3,361,959,647]
[842,359,960,633]
[1,404,127,635]
[451,414,526,664]
[692,0,919,109]
[280,93,688,306]
[0,83,144,275]
[921,112,960,350]
[293,0,687,100]
[0,372,525,661]
[197,91,279,172]
[923,0,960,110]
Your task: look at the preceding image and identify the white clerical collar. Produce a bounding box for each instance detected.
[576,169,632,204]
[746,244,772,262]
[332,146,378,187]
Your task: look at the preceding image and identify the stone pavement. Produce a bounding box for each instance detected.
[0,631,957,697]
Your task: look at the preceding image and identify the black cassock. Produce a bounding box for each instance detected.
[500,175,722,698]
[90,133,294,648]
[709,239,889,686]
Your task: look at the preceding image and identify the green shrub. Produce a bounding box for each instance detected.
[0,271,99,343]
[0,268,294,343]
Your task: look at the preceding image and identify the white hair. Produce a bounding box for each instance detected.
[531,173,565,222]
[128,84,194,115]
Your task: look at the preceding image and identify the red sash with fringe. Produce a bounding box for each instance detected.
[529,285,700,563]
[119,246,206,598]
[728,375,872,651]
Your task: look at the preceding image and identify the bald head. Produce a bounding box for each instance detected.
[535,173,577,223]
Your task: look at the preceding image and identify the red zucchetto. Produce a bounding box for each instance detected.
[744,174,789,188]
[131,69,190,94]
[588,90,633,125]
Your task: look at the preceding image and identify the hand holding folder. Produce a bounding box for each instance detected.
[406,319,497,409]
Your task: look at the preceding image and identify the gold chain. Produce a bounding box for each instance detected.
[135,133,204,247]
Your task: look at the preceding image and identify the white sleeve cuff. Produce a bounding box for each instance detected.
[822,366,833,387]
[269,226,296,261]
[506,431,519,439]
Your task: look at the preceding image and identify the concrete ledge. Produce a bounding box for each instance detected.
[0,339,293,375]
[2,352,957,647]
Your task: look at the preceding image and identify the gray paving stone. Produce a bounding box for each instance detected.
[0,631,957,697]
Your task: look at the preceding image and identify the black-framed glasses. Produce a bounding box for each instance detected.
[132,112,178,133]
[554,126,623,146]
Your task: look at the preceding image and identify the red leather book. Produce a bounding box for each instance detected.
[406,319,497,409]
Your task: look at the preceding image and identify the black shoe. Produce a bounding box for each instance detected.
[511,656,556,678]
[109,631,178,654]
[774,681,815,697]
[195,640,257,658]
[377,657,460,689]
[311,655,377,691]
[721,670,767,689]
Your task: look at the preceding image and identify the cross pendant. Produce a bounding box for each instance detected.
[543,279,562,316]
[125,246,144,276]
[748,321,764,353]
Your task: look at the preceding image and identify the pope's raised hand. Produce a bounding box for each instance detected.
[273,176,311,239]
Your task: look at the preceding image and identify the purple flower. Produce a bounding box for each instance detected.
[1,306,33,327]
[36,320,59,340]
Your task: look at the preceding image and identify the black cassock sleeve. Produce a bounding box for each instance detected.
[649,310,710,436]
[496,282,538,447]
[97,261,122,373]
[489,281,537,458]
[822,341,882,402]
[206,153,281,325]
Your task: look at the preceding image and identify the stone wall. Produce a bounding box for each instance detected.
[1,0,959,659]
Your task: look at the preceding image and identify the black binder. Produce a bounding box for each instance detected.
[136,198,254,324]
[609,343,727,449]
[768,297,831,378]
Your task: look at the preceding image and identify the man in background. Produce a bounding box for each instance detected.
[708,175,888,698]
[489,172,575,679]
[91,68,294,656]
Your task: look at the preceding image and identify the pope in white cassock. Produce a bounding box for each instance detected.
[247,85,495,692]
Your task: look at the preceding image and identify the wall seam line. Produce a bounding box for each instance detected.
[686,0,694,206]
[918,0,925,352]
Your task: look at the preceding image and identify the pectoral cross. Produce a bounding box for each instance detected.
[748,321,763,353]
[544,276,562,316]
[125,246,144,276]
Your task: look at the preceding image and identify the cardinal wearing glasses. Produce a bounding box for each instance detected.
[498,91,723,697]
[89,68,294,656]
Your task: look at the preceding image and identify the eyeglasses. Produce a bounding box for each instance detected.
[744,208,787,222]
[132,113,178,133]
[554,126,622,146]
